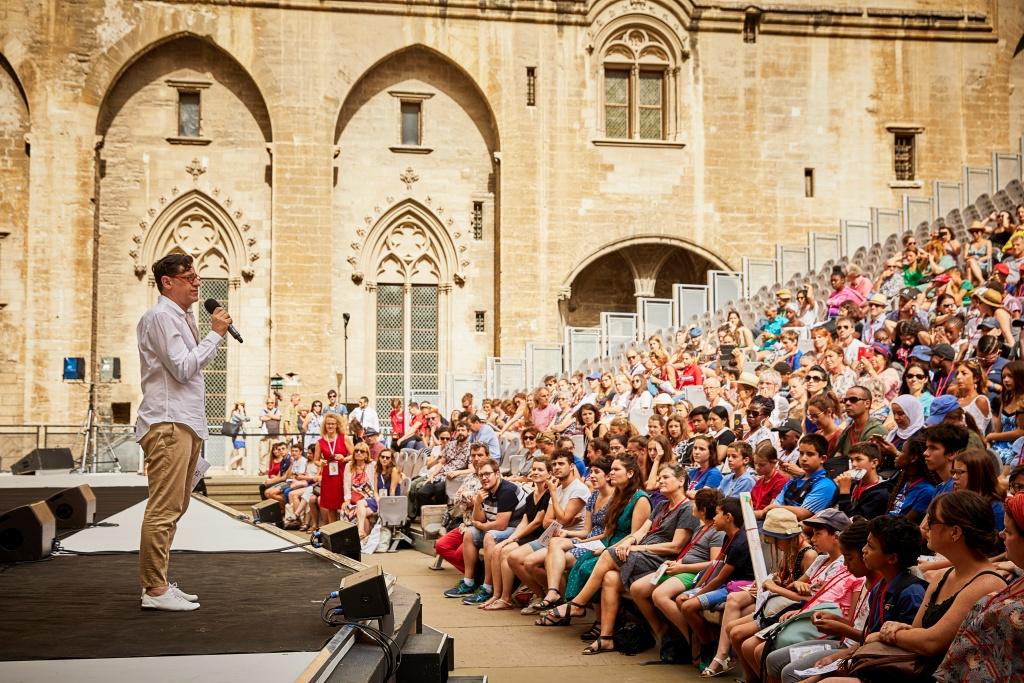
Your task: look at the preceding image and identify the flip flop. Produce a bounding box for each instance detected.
[482,598,514,611]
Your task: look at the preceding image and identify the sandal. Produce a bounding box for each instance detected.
[582,636,616,655]
[482,598,514,611]
[535,600,585,626]
[520,597,545,615]
[699,656,734,678]
[533,588,562,612]
[579,621,601,641]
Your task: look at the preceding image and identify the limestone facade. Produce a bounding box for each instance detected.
[1,0,1022,426]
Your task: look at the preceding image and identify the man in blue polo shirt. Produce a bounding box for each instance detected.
[468,413,501,461]
[758,433,837,521]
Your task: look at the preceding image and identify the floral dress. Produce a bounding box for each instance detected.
[564,490,647,601]
[569,490,610,561]
[934,578,1024,683]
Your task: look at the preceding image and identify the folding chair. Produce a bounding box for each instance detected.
[377,496,412,552]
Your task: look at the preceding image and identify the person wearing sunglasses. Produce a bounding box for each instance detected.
[830,386,887,478]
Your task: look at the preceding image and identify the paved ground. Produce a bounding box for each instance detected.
[362,549,710,683]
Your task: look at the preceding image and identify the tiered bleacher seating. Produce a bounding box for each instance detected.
[490,150,1024,386]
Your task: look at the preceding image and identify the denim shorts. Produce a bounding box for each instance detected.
[467,525,516,547]
[232,439,246,449]
[696,586,730,609]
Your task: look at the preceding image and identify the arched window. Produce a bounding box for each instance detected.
[598,23,683,141]
[369,211,452,418]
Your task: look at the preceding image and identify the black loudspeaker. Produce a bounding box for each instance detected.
[251,499,283,526]
[45,485,96,529]
[0,501,56,562]
[317,519,361,561]
[337,565,390,619]
[11,448,74,475]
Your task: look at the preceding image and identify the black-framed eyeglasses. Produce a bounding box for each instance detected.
[842,397,865,404]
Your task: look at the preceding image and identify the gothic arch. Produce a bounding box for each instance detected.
[357,200,461,288]
[0,54,29,115]
[560,235,731,294]
[138,189,254,282]
[92,31,274,141]
[334,44,500,153]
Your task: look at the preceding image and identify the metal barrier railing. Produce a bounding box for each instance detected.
[0,425,398,475]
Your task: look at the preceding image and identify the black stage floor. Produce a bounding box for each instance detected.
[0,551,346,660]
[0,486,149,522]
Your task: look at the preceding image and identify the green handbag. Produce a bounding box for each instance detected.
[756,601,843,649]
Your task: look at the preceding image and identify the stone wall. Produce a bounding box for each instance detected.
[0,0,1021,425]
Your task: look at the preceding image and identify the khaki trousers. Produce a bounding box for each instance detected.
[139,422,202,589]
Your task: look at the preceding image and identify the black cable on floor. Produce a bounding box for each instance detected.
[51,539,312,556]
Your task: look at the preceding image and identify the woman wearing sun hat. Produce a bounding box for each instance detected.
[973,287,1015,347]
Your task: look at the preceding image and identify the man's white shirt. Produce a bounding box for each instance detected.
[136,295,224,441]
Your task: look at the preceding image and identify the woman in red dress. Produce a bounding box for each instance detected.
[315,412,352,525]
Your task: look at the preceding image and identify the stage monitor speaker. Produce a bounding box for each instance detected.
[45,485,96,529]
[11,447,74,475]
[337,564,390,620]
[0,501,56,562]
[317,519,361,562]
[251,499,283,526]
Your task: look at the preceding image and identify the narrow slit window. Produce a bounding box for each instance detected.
[401,101,422,146]
[804,168,815,197]
[526,67,537,107]
[472,202,484,240]
[637,71,664,140]
[474,311,486,333]
[178,91,201,138]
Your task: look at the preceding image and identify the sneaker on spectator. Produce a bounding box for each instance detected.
[443,581,477,598]
[520,596,546,615]
[462,586,492,605]
[140,583,198,603]
[141,589,200,611]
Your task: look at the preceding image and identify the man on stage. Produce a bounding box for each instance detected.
[136,253,231,611]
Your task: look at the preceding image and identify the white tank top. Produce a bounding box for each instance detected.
[963,395,991,434]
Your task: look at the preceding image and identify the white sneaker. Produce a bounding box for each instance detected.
[140,583,198,603]
[141,589,200,611]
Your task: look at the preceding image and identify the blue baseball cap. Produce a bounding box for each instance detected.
[926,394,959,426]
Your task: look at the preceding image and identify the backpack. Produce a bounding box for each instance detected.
[613,621,655,655]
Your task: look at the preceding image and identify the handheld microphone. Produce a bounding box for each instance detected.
[203,298,244,343]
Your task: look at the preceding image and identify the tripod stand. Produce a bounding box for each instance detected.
[74,383,123,474]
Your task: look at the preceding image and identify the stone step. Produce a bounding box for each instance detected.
[203,475,262,511]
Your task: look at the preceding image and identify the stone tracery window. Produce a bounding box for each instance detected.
[600,26,673,140]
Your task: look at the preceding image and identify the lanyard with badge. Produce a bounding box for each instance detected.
[325,436,341,476]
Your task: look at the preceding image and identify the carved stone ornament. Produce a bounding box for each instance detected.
[135,187,261,283]
[351,270,364,285]
[400,167,419,190]
[185,158,206,182]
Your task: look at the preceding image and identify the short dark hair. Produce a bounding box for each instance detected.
[839,517,870,553]
[927,490,1000,556]
[849,442,881,461]
[923,423,969,454]
[718,497,742,525]
[800,433,829,456]
[468,413,482,424]
[152,253,193,293]
[689,405,711,420]
[469,442,490,455]
[550,448,574,466]
[694,488,723,520]
[868,515,923,569]
[609,434,629,449]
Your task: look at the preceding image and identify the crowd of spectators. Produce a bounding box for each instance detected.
[407,220,1024,679]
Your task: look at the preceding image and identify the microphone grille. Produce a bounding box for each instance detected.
[203,298,220,314]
